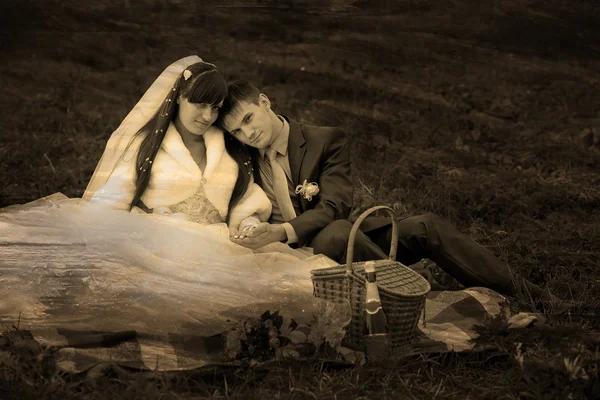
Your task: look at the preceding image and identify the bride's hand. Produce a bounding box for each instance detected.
[237,224,256,239]
[240,222,268,239]
[230,222,287,250]
[234,215,261,239]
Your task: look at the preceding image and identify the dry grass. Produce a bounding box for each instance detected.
[2,316,599,399]
[1,0,599,398]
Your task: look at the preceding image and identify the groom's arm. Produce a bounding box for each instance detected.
[230,127,353,250]
[287,127,353,247]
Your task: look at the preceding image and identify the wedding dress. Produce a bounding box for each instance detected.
[0,193,334,337]
[0,56,335,339]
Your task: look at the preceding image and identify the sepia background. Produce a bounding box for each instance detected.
[1,0,600,397]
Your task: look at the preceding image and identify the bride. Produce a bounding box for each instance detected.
[84,55,269,230]
[0,56,331,338]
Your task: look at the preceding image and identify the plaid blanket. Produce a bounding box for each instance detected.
[411,287,510,354]
[1,286,514,375]
[0,194,519,375]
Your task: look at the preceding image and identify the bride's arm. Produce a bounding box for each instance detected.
[227,180,272,236]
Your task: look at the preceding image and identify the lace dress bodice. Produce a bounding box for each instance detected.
[169,181,224,225]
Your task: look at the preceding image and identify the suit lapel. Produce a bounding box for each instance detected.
[284,116,308,211]
[285,116,306,187]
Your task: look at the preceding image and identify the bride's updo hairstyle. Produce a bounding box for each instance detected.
[128,62,252,219]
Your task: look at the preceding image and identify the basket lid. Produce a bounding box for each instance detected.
[355,259,430,297]
[311,259,431,297]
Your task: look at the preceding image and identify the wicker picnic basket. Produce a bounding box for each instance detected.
[310,206,431,350]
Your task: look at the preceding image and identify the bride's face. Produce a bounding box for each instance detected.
[175,96,222,135]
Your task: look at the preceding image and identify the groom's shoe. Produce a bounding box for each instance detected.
[504,277,571,313]
[512,278,585,315]
[541,298,585,316]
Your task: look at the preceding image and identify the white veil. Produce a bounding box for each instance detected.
[82,55,204,201]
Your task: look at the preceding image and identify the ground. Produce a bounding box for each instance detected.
[0,0,599,398]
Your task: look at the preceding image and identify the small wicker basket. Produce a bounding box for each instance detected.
[310,206,431,350]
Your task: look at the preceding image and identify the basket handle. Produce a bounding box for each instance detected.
[346,206,398,275]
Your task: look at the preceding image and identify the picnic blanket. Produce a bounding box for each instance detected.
[0,193,518,374]
[0,287,515,374]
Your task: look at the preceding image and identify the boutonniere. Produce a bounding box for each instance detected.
[295,180,320,201]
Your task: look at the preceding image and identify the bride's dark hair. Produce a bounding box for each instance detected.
[129,62,252,223]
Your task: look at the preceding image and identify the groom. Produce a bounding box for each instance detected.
[216,80,568,307]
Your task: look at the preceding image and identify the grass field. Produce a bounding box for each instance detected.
[1,0,599,398]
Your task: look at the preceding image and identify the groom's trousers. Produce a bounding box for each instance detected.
[308,212,519,296]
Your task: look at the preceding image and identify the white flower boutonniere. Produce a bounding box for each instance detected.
[295,180,320,201]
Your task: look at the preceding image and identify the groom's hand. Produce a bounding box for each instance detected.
[230,222,287,250]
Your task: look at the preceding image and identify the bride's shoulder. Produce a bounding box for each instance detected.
[203,125,225,149]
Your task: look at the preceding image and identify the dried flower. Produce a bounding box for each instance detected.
[295,180,320,201]
[307,299,352,349]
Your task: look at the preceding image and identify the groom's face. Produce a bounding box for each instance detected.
[222,95,274,149]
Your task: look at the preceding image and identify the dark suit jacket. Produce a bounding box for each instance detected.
[251,116,391,246]
[276,117,354,246]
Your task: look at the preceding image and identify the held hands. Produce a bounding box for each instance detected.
[233,215,262,238]
[230,222,287,250]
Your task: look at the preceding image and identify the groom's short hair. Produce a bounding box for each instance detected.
[216,80,261,130]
